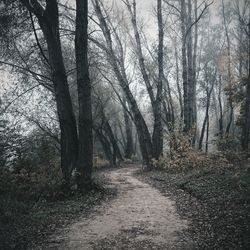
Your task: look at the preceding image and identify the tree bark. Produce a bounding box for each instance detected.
[192,0,198,144]
[20,0,78,186]
[103,115,123,163]
[75,0,93,189]
[152,0,164,159]
[241,21,250,150]
[174,41,183,119]
[199,83,214,151]
[222,0,234,135]
[123,99,134,159]
[95,128,114,167]
[181,0,189,132]
[218,75,224,138]
[187,0,194,130]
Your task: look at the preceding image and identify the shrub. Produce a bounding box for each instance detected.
[153,151,231,172]
[153,127,233,172]
[216,135,241,152]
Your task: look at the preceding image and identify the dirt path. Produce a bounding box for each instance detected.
[45,166,193,249]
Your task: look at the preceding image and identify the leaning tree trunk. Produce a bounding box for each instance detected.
[20,0,78,186]
[75,0,93,190]
[199,83,214,150]
[192,0,198,145]
[93,0,153,167]
[126,0,163,159]
[103,115,123,163]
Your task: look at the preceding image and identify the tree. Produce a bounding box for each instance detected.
[75,0,93,189]
[19,0,78,186]
[123,98,134,159]
[124,0,163,159]
[92,0,154,167]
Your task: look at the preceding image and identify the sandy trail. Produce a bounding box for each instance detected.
[45,166,192,249]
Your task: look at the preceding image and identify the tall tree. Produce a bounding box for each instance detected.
[19,0,78,186]
[240,19,250,150]
[75,0,93,189]
[92,0,153,167]
[124,0,163,159]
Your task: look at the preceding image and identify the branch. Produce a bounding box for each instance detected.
[29,11,50,67]
[184,0,214,41]
[15,110,60,145]
[0,60,52,81]
[163,0,181,14]
[0,84,40,115]
[97,67,134,121]
[19,0,45,18]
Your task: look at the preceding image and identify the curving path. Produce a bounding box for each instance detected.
[45,166,193,249]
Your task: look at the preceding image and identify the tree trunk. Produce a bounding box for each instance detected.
[95,128,114,166]
[205,113,209,153]
[20,0,78,186]
[103,115,123,162]
[93,0,153,167]
[222,0,234,135]
[75,0,93,190]
[126,0,163,159]
[174,41,183,119]
[218,75,224,138]
[123,100,134,159]
[152,0,164,159]
[241,21,250,150]
[181,0,190,132]
[199,85,213,150]
[192,0,198,145]
[187,0,194,131]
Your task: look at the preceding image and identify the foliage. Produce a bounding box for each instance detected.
[153,151,231,172]
[152,128,233,172]
[214,135,249,162]
[14,130,59,172]
[0,125,60,173]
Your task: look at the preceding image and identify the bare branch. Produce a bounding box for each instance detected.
[1,84,40,115]
[184,0,214,41]
[0,60,52,81]
[29,11,51,67]
[163,0,181,14]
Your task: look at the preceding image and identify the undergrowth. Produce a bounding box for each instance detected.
[0,163,113,250]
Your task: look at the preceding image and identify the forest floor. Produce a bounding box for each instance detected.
[136,164,250,249]
[1,163,249,249]
[39,166,193,250]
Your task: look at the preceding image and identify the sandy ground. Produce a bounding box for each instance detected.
[42,166,193,250]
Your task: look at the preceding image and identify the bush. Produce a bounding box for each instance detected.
[153,151,231,172]
[152,127,233,172]
[216,136,241,152]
